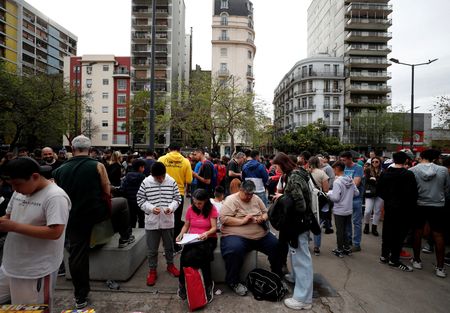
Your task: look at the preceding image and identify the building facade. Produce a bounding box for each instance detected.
[307,0,392,144]
[0,0,77,74]
[273,55,345,138]
[212,0,255,155]
[64,55,131,149]
[130,0,187,149]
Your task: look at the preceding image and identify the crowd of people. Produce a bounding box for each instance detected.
[0,136,449,311]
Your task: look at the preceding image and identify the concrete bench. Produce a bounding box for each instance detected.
[211,237,258,283]
[64,228,146,281]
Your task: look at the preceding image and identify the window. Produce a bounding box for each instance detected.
[117,121,127,132]
[220,30,228,40]
[102,120,108,127]
[220,63,227,71]
[74,79,80,87]
[333,80,339,91]
[117,94,127,104]
[308,97,313,107]
[301,98,307,108]
[73,65,80,73]
[86,79,92,88]
[221,0,228,9]
[102,106,109,113]
[333,97,339,106]
[117,79,127,90]
[102,92,109,99]
[324,96,330,107]
[86,66,92,74]
[103,65,109,71]
[333,64,340,75]
[101,134,108,141]
[117,108,126,118]
[324,64,330,73]
[248,50,252,59]
[220,13,228,25]
[220,48,228,57]
[324,80,330,92]
[103,79,109,85]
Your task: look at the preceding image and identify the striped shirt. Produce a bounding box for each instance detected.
[137,174,181,230]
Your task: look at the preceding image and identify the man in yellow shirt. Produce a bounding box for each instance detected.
[158,143,193,252]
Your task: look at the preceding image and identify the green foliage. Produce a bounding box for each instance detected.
[0,63,74,149]
[273,120,353,155]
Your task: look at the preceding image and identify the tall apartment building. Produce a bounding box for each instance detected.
[0,0,77,74]
[308,0,392,144]
[212,0,255,93]
[273,56,345,138]
[212,0,255,155]
[130,0,187,149]
[64,55,131,149]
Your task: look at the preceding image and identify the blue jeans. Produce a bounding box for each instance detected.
[255,191,268,207]
[346,198,362,248]
[221,232,282,285]
[290,232,313,304]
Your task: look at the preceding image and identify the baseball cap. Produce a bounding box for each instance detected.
[2,157,51,180]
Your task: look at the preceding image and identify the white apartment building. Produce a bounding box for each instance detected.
[307,0,392,144]
[64,55,131,149]
[212,0,255,155]
[274,56,345,139]
[131,0,187,149]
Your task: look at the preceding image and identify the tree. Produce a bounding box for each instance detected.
[129,90,170,148]
[273,120,353,155]
[0,63,75,149]
[211,76,260,153]
[348,107,408,147]
[433,96,450,129]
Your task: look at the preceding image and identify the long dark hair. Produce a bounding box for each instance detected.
[272,152,297,174]
[191,188,213,218]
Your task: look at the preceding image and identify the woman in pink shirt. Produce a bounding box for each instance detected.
[176,188,218,303]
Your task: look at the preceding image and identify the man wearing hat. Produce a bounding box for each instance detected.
[0,157,71,309]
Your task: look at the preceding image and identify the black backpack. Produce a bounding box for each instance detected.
[246,268,287,302]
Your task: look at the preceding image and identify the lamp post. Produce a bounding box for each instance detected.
[390,57,438,151]
[148,0,157,151]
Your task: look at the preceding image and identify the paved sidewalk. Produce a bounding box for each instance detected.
[54,226,450,313]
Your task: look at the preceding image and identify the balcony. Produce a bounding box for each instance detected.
[246,71,254,78]
[348,84,391,94]
[247,38,254,44]
[324,104,341,111]
[132,8,151,17]
[299,88,316,95]
[113,69,130,77]
[155,33,168,41]
[345,31,392,43]
[297,105,316,112]
[155,8,169,17]
[346,3,393,15]
[323,88,342,94]
[346,57,390,68]
[218,36,229,41]
[349,71,391,81]
[346,18,392,30]
[346,98,391,107]
[325,120,341,127]
[218,69,230,77]
[346,44,391,56]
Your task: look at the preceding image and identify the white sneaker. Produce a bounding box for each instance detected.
[284,298,312,310]
[411,259,423,269]
[435,267,447,278]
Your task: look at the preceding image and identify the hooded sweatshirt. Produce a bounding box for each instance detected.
[242,159,269,193]
[327,175,359,216]
[158,151,193,196]
[136,174,181,230]
[377,167,417,212]
[409,162,449,207]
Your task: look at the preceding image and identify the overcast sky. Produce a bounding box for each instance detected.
[26,0,450,118]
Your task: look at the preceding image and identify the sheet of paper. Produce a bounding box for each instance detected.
[177,233,200,245]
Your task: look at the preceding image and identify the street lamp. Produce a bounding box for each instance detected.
[390,57,438,151]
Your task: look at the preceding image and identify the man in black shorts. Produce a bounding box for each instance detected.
[410,149,450,278]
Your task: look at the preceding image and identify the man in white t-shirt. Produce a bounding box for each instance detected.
[0,157,70,310]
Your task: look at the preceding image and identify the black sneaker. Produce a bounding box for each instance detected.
[332,248,344,258]
[324,228,334,234]
[206,281,215,303]
[343,247,352,256]
[58,265,66,277]
[388,261,413,272]
[118,235,135,248]
[177,285,187,300]
[379,256,389,264]
[74,297,88,309]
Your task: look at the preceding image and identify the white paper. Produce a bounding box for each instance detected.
[177,233,200,245]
